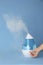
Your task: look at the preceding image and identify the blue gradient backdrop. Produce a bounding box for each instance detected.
[0,0,43,65]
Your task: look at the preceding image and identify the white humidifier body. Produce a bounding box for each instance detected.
[22,33,36,57]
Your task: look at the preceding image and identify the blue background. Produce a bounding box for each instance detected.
[0,0,43,64]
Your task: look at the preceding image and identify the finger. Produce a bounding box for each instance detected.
[31,53,38,57]
[30,51,38,57]
[29,50,38,57]
[30,54,37,57]
[29,51,36,55]
[30,52,35,56]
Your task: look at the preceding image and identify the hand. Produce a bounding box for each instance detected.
[29,44,43,58]
[29,48,39,58]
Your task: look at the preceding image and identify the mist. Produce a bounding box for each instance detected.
[3,14,33,51]
[3,14,28,34]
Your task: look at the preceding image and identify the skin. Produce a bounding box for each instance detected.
[30,44,43,58]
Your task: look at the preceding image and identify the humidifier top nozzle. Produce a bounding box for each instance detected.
[25,33,34,39]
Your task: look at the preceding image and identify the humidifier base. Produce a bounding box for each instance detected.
[22,50,32,57]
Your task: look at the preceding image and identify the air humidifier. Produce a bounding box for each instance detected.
[22,33,36,57]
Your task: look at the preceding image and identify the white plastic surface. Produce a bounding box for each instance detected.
[22,50,32,57]
[25,33,34,39]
